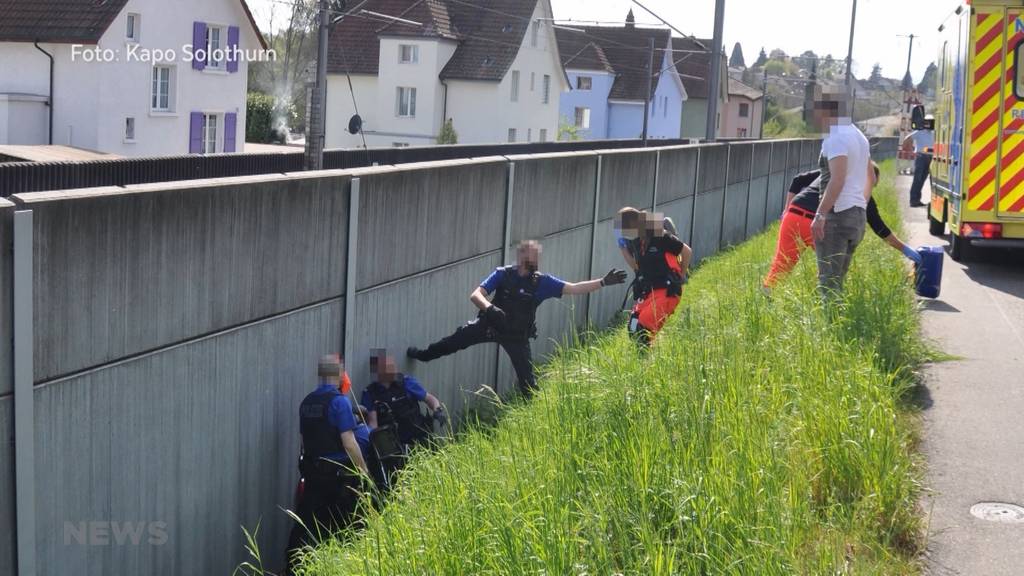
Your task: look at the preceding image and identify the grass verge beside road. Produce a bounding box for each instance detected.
[295,162,925,574]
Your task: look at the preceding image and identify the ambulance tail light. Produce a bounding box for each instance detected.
[961,222,1002,239]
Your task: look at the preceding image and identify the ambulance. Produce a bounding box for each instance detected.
[931,1,1024,260]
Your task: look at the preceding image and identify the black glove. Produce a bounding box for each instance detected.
[484,304,507,330]
[433,407,448,426]
[601,268,628,286]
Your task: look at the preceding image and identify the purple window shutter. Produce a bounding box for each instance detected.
[192,22,207,71]
[189,112,204,153]
[224,113,237,153]
[227,26,240,73]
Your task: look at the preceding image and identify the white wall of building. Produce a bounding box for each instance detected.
[325,0,567,147]
[0,0,261,155]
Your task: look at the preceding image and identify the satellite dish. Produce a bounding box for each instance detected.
[348,114,362,135]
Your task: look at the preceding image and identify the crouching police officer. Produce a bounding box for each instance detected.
[362,349,445,446]
[407,240,627,396]
[361,349,446,485]
[285,355,370,568]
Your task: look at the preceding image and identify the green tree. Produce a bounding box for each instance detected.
[754,47,768,67]
[247,0,317,134]
[246,93,275,143]
[437,118,459,145]
[869,63,883,83]
[558,116,582,141]
[918,61,938,95]
[729,42,746,68]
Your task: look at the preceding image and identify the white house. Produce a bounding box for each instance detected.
[0,0,266,156]
[325,0,570,148]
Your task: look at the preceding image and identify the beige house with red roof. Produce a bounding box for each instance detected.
[324,0,568,147]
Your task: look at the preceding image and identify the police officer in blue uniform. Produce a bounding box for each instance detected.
[285,355,370,568]
[407,240,626,395]
[362,349,445,446]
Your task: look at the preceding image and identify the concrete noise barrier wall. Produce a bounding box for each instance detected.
[3,138,836,575]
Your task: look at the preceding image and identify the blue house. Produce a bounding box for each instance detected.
[556,16,686,140]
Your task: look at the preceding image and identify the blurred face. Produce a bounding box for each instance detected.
[616,210,642,240]
[517,242,540,274]
[370,353,398,383]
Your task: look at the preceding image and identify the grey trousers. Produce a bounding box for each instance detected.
[814,206,866,300]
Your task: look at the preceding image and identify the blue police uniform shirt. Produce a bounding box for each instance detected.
[360,375,427,413]
[479,266,566,302]
[310,383,359,462]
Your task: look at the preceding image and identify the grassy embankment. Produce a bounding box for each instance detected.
[296,162,926,574]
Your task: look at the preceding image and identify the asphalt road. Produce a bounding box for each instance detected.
[900,175,1024,575]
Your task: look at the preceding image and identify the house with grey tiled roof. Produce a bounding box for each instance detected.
[324,0,569,147]
[0,0,267,156]
[554,12,687,141]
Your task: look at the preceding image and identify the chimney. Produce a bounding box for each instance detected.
[625,8,635,28]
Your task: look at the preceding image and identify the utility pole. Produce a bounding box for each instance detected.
[844,0,857,90]
[304,0,330,171]
[760,67,768,138]
[642,36,654,144]
[706,0,725,141]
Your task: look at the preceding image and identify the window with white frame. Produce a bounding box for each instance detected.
[574,107,590,129]
[527,128,532,142]
[530,72,536,91]
[151,65,174,112]
[511,70,520,102]
[508,128,517,143]
[576,76,592,90]
[739,102,750,117]
[663,96,668,117]
[539,128,547,142]
[126,13,140,42]
[206,25,226,69]
[396,87,417,117]
[124,117,136,141]
[202,113,218,154]
[399,44,418,64]
[531,21,539,47]
[542,74,551,104]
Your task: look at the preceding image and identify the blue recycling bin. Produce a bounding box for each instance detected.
[915,246,944,299]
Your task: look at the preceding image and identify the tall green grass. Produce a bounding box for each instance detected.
[295,162,924,575]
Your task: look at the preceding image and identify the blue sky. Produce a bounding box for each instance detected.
[248,0,963,82]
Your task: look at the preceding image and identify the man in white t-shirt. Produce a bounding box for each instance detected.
[810,90,874,300]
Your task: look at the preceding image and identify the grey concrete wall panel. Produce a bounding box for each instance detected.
[655,147,699,203]
[722,182,750,247]
[658,197,695,248]
[766,170,787,223]
[770,141,789,175]
[508,154,598,241]
[692,188,725,264]
[597,151,657,220]
[746,175,769,238]
[0,198,11,396]
[355,160,507,289]
[0,398,14,576]
[726,143,753,185]
[663,195,696,245]
[16,176,350,383]
[751,142,771,179]
[496,226,592,391]
[587,218,633,329]
[351,254,502,413]
[697,144,728,193]
[32,299,342,576]
[786,139,803,184]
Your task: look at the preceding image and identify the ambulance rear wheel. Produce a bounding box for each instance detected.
[928,211,945,236]
[950,233,970,262]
